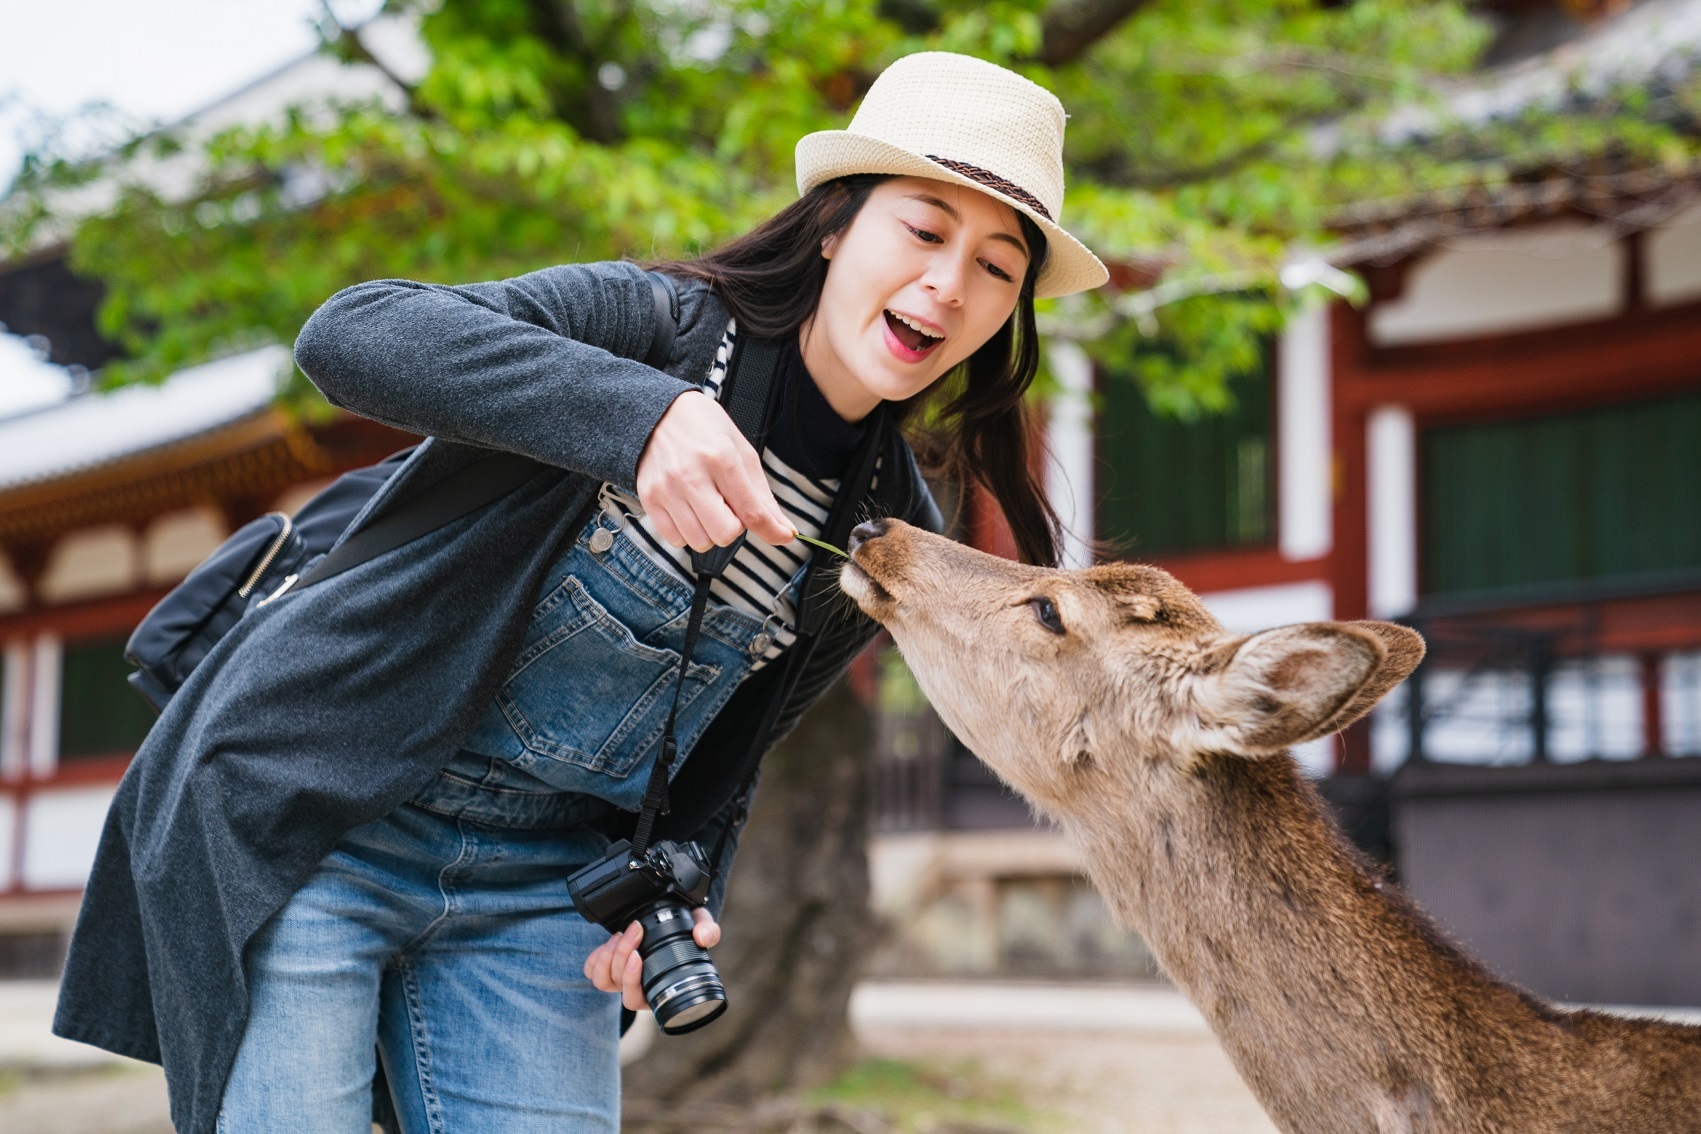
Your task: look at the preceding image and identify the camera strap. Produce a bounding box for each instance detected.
[629,332,785,855]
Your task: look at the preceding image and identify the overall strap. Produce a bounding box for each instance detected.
[630,329,787,854]
[632,573,714,853]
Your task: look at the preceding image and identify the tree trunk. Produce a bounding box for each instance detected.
[622,676,874,1113]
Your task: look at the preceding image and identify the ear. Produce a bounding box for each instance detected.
[1289,620,1426,743]
[821,233,839,259]
[1196,624,1386,756]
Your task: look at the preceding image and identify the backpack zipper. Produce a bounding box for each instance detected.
[238,512,294,598]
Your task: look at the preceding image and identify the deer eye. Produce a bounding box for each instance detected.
[1029,597,1065,635]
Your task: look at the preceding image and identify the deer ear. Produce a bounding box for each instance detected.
[1288,620,1426,744]
[1197,624,1385,756]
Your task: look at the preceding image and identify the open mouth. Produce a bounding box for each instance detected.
[882,309,944,361]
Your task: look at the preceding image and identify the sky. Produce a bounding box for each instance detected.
[0,0,380,414]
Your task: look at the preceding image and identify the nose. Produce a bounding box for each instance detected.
[920,254,967,307]
[848,518,890,553]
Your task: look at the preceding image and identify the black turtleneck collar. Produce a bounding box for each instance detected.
[763,334,870,482]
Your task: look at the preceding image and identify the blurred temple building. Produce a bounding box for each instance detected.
[0,344,411,977]
[0,22,424,979]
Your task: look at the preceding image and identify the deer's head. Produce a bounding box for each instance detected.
[840,519,1423,815]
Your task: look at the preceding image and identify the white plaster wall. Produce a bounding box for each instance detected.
[1369,222,1624,345]
[21,786,117,891]
[37,526,139,604]
[27,636,59,780]
[0,638,27,781]
[1367,405,1417,619]
[142,506,227,584]
[1646,201,1701,307]
[1277,303,1332,561]
[1044,341,1096,570]
[1666,651,1701,756]
[0,795,15,890]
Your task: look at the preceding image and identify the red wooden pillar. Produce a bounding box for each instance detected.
[1329,302,1374,774]
[1641,652,1665,757]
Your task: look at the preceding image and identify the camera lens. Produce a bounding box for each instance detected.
[636,903,727,1035]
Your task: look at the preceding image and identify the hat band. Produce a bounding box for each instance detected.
[924,155,1053,222]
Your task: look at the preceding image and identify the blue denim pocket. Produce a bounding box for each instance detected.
[493,573,721,777]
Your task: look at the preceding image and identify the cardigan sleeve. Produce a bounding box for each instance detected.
[292,260,698,494]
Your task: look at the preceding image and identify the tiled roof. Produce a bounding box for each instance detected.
[0,345,284,494]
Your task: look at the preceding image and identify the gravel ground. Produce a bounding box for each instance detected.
[858,1026,1277,1134]
[0,1062,174,1134]
[0,1030,1274,1134]
[0,982,1276,1134]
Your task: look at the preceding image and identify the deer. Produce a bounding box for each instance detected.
[838,517,1701,1134]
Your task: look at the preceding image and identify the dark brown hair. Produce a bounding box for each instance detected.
[638,173,1061,567]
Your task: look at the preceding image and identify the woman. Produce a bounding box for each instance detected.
[53,50,1107,1134]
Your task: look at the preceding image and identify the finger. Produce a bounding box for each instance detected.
[585,937,618,991]
[685,486,745,548]
[674,496,728,554]
[691,908,721,949]
[644,500,686,550]
[610,921,643,984]
[718,462,792,546]
[621,948,647,1013]
[666,496,713,553]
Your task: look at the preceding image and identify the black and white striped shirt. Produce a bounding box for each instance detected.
[600,318,872,670]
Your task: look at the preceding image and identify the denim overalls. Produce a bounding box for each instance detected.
[219,508,802,1134]
[412,501,793,819]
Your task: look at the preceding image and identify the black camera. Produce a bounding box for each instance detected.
[566,838,727,1035]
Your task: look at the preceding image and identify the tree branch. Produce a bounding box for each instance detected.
[870,0,1152,69]
[523,0,626,144]
[1034,0,1153,67]
[317,2,437,121]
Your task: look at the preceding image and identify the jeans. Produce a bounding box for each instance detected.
[217,801,621,1134]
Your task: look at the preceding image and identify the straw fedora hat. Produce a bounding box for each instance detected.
[795,51,1108,299]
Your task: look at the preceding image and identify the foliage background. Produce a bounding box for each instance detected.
[6,0,1692,419]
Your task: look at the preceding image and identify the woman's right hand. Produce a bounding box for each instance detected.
[635,391,793,552]
[583,911,722,1012]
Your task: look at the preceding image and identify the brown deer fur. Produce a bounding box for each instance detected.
[839,518,1701,1134]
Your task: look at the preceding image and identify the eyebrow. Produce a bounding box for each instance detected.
[903,192,1031,260]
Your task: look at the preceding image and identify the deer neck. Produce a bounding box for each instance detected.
[1053,754,1549,1133]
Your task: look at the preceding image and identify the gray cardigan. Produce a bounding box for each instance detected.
[52,259,941,1134]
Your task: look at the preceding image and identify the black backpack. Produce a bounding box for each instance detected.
[125,271,689,713]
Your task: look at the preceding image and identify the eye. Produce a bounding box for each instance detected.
[981,259,1015,283]
[903,222,943,244]
[1029,596,1065,635]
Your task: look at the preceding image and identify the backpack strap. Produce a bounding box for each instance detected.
[266,270,684,601]
[644,270,680,370]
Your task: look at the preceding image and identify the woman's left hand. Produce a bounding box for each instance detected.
[583,908,721,1012]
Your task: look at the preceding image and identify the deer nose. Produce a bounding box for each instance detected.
[848,518,890,553]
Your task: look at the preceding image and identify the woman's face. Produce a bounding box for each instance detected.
[800,175,1031,423]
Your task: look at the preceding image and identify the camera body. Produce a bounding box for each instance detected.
[567,838,727,1034]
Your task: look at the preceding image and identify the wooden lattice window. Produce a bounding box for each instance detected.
[1424,392,1701,597]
